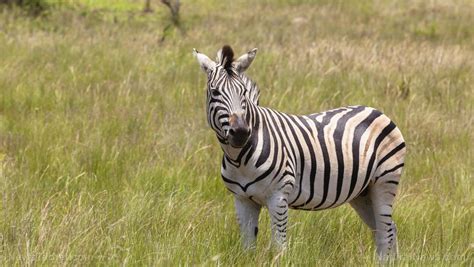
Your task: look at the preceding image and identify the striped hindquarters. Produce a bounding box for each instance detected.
[280,106,406,210]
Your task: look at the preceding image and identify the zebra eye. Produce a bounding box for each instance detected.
[211,90,221,97]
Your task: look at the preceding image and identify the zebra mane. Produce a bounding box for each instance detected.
[217,45,259,104]
[240,73,260,105]
[219,45,234,72]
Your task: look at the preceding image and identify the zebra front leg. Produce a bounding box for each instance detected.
[234,195,261,250]
[267,193,289,250]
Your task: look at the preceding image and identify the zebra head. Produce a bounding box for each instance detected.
[193,45,258,148]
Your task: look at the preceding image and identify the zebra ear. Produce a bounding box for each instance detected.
[233,48,258,73]
[193,48,216,73]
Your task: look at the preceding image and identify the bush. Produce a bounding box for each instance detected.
[0,0,47,14]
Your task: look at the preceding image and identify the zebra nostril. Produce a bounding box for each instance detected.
[229,127,249,137]
[227,126,250,148]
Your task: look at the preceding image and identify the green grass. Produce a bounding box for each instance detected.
[1,0,473,265]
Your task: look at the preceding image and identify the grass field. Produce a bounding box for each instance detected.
[0,0,473,265]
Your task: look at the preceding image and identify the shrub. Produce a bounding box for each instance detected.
[0,0,47,15]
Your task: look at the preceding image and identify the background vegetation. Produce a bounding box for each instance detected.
[0,0,473,265]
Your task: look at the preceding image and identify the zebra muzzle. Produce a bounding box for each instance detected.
[227,113,250,148]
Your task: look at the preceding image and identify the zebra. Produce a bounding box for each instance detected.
[193,45,406,260]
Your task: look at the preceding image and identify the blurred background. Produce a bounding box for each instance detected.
[0,0,473,265]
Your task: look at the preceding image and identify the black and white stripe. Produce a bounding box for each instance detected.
[194,45,406,260]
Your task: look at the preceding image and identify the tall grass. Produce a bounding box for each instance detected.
[0,0,473,265]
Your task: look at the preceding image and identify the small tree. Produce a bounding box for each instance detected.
[160,0,180,27]
[143,0,152,13]
[159,0,182,42]
[142,0,183,43]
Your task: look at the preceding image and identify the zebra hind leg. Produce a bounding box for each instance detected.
[350,186,376,231]
[370,173,400,261]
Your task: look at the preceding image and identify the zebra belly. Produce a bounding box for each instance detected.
[287,169,369,211]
